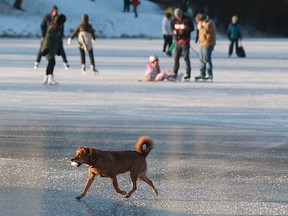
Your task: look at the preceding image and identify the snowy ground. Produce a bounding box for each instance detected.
[0,38,288,215]
[0,0,163,38]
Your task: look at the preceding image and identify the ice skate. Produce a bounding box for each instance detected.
[63,62,70,70]
[184,75,191,82]
[176,72,184,81]
[34,62,39,69]
[47,74,58,85]
[194,75,205,82]
[81,64,86,74]
[43,75,48,85]
[90,65,99,75]
[203,75,213,82]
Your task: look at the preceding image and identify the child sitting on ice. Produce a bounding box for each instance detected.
[137,55,176,81]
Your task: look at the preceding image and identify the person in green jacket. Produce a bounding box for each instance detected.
[41,14,66,85]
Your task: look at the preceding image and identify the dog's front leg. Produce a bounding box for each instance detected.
[76,172,96,200]
[110,177,127,195]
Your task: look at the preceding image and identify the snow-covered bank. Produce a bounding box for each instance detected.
[0,0,163,38]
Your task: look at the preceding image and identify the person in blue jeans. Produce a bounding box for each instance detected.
[227,15,242,57]
[194,13,216,81]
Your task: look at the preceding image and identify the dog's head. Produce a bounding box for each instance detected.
[71,147,93,167]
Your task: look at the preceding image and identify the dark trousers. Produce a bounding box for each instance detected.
[123,0,130,12]
[36,39,68,63]
[163,35,173,53]
[80,48,95,66]
[133,6,138,17]
[46,56,55,75]
[228,39,239,56]
[174,41,191,77]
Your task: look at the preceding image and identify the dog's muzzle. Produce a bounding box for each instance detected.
[71,160,81,167]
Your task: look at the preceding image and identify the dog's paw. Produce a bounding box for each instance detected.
[124,194,131,198]
[75,195,83,200]
[154,189,158,196]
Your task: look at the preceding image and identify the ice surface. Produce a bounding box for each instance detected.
[0,38,288,215]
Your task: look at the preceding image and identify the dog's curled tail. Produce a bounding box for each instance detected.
[135,136,154,157]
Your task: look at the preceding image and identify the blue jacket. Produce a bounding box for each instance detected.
[227,23,242,40]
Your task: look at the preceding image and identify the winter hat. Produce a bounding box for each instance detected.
[174,8,183,18]
[232,15,238,22]
[149,55,158,63]
[166,7,173,16]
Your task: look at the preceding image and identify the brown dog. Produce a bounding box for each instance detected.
[71,136,158,200]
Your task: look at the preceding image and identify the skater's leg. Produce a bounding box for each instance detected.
[35,39,44,65]
[173,42,182,76]
[58,41,68,63]
[182,42,191,78]
[228,40,234,56]
[88,49,95,66]
[163,35,168,53]
[46,57,55,75]
[206,46,214,78]
[199,46,206,77]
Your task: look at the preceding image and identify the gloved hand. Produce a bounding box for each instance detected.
[67,37,72,45]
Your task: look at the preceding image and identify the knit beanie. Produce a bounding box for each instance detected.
[174,8,183,18]
[232,16,238,22]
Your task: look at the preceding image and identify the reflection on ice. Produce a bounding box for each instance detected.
[0,39,288,215]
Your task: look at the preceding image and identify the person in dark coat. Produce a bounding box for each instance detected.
[171,8,194,80]
[34,5,69,69]
[68,14,98,74]
[227,15,242,57]
[41,14,66,85]
[123,0,130,12]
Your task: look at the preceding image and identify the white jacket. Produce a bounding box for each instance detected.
[162,16,172,35]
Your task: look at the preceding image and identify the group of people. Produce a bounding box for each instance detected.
[140,8,217,82]
[37,5,242,85]
[123,0,140,17]
[35,5,98,85]
[142,8,242,82]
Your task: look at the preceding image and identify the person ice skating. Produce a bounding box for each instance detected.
[123,0,130,12]
[171,8,194,81]
[194,13,216,82]
[132,0,140,17]
[41,14,66,85]
[137,55,176,81]
[162,10,173,56]
[68,14,98,74]
[34,5,69,70]
[227,15,242,57]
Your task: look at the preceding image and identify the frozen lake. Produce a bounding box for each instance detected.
[0,38,288,215]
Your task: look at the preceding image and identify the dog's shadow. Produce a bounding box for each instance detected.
[77,198,158,215]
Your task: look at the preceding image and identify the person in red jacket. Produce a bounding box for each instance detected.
[132,0,140,17]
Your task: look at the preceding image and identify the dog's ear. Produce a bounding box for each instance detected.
[76,146,88,154]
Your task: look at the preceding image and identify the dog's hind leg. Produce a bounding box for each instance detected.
[139,175,158,196]
[76,173,96,200]
[110,177,127,195]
